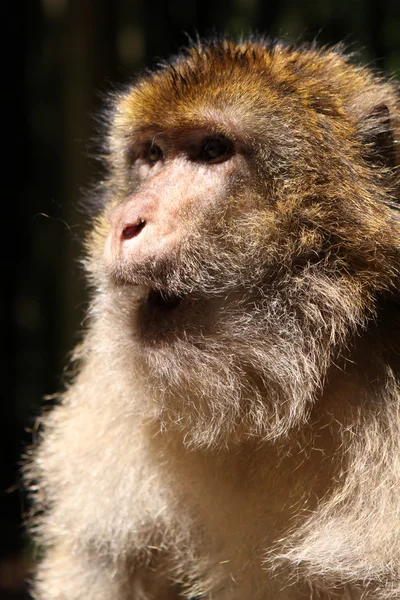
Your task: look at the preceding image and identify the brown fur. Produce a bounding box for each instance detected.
[25,38,400,599]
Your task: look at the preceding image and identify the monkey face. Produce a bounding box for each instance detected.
[103,130,252,295]
[100,123,280,340]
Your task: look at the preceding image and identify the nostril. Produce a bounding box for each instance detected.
[122,219,146,240]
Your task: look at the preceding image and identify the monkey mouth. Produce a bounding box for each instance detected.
[135,288,188,338]
[146,289,183,311]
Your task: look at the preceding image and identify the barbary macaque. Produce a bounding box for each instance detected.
[26,38,400,599]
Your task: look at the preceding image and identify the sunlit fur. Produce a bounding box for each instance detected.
[26,38,400,599]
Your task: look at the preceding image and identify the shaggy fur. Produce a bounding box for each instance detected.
[25,38,400,599]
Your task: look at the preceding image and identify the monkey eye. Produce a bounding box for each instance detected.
[198,136,233,163]
[144,143,163,164]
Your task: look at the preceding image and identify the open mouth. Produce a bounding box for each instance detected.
[147,289,183,310]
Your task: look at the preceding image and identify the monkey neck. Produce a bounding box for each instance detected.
[79,300,399,591]
[273,306,400,589]
[322,294,400,414]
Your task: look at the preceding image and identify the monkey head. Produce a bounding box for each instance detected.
[87,39,400,448]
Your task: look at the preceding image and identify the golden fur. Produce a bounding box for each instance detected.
[26,38,400,599]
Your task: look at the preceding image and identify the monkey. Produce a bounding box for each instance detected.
[25,37,400,599]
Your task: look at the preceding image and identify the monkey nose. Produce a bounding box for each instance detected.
[121,219,146,240]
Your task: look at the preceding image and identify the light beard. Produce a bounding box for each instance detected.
[98,254,367,448]
[94,201,370,448]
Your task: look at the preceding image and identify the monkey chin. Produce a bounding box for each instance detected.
[103,240,235,340]
[104,269,203,345]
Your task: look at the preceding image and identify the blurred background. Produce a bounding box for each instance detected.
[3,0,400,597]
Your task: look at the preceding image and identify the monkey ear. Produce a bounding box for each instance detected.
[360,102,397,170]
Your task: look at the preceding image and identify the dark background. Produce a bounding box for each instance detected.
[2,0,400,597]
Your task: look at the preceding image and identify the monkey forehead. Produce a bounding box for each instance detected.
[114,74,269,142]
[112,39,384,138]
